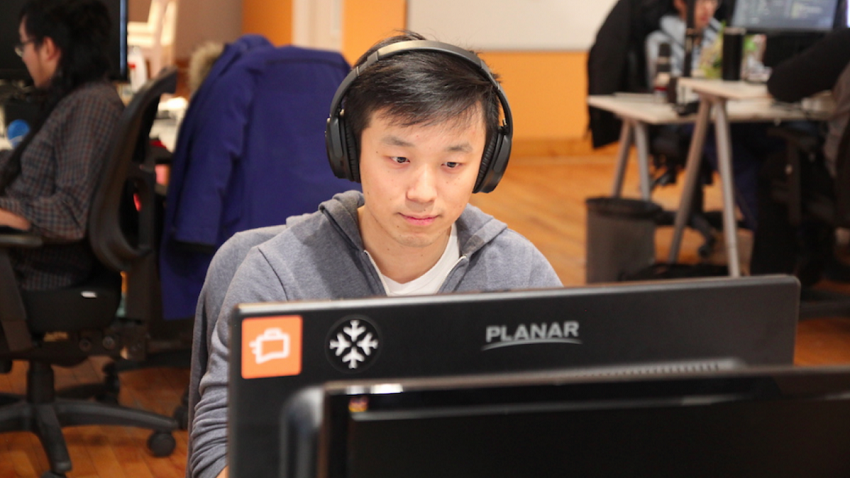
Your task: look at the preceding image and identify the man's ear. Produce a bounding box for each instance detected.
[39,36,62,61]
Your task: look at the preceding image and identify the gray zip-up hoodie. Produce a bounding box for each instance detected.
[189,190,561,478]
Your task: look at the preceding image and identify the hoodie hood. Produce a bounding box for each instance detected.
[318,190,508,259]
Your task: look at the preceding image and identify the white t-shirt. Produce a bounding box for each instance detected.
[367,223,461,296]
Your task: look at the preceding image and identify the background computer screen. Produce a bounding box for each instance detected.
[0,0,128,82]
[732,0,839,31]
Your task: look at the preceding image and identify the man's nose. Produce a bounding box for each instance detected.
[407,166,437,204]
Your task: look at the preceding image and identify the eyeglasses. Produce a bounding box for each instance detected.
[14,40,35,58]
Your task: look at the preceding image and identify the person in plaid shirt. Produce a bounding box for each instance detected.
[0,0,124,290]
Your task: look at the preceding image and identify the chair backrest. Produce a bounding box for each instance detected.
[184,224,285,476]
[89,66,177,272]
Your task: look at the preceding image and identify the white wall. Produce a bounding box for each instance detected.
[293,0,343,51]
[407,0,618,51]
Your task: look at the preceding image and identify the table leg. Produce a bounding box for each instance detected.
[633,121,652,200]
[713,99,741,277]
[668,98,712,264]
[610,120,634,198]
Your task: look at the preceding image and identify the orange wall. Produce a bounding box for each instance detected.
[481,52,588,152]
[240,0,591,153]
[242,0,292,46]
[342,0,407,64]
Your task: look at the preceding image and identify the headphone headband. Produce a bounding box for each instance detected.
[326,40,513,193]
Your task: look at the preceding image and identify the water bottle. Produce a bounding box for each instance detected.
[654,43,672,99]
[7,119,29,148]
[127,46,148,92]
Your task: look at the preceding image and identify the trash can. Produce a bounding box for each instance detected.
[585,197,662,283]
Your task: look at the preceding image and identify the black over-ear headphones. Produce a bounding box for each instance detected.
[325,40,513,193]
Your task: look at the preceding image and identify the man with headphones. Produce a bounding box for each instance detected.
[188,32,561,478]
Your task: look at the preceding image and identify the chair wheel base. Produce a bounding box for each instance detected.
[95,392,120,405]
[147,431,176,457]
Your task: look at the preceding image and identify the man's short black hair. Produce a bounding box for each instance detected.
[343,31,502,160]
[20,0,112,92]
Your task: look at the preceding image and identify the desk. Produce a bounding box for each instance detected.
[588,94,690,200]
[589,88,830,277]
[668,79,831,277]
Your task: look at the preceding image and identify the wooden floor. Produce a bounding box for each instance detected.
[2,149,850,477]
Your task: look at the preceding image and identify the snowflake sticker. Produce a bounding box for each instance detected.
[327,315,381,372]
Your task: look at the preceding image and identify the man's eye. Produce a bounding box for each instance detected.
[391,157,408,164]
[445,162,461,169]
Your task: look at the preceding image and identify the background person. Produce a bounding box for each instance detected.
[645,0,722,83]
[751,28,850,284]
[0,0,124,290]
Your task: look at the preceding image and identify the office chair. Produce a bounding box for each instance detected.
[761,123,850,318]
[0,67,180,478]
[183,224,285,477]
[68,43,357,430]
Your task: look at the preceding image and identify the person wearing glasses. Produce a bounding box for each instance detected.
[645,0,722,84]
[0,0,123,290]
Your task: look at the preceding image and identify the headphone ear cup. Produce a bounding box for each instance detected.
[341,115,360,183]
[326,114,346,179]
[474,134,500,193]
[475,127,511,193]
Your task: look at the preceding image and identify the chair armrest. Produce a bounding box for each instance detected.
[0,231,43,248]
[149,146,172,165]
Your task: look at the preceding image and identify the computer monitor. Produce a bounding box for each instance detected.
[228,275,800,477]
[731,0,840,32]
[305,365,850,478]
[0,0,128,82]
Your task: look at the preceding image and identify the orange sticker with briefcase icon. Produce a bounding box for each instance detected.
[242,316,302,379]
